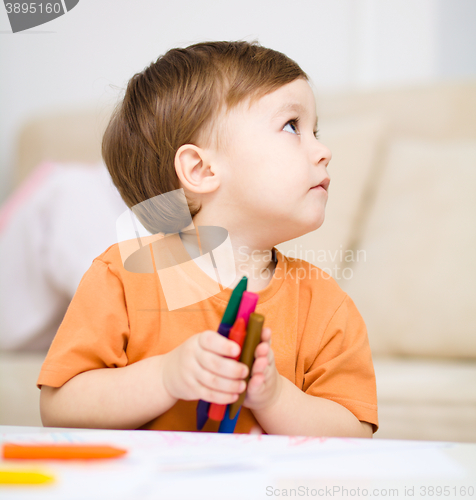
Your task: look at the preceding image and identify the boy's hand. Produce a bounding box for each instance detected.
[160,330,249,405]
[242,327,283,412]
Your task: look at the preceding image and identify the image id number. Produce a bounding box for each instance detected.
[5,3,62,14]
[419,485,475,496]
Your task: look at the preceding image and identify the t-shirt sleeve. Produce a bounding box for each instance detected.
[302,294,379,433]
[37,258,130,389]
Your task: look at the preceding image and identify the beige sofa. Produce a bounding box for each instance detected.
[1,81,475,442]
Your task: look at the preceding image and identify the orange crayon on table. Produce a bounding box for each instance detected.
[2,443,127,460]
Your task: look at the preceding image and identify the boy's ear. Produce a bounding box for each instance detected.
[174,144,220,194]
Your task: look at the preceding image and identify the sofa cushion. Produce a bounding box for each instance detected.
[374,357,476,404]
[14,106,114,190]
[342,139,476,358]
[373,356,476,442]
[0,161,128,351]
[0,352,44,426]
[318,82,476,141]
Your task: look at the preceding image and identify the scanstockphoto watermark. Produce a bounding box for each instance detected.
[266,485,398,497]
[237,245,366,282]
[265,484,475,497]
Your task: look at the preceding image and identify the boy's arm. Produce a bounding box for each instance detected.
[252,375,373,438]
[40,355,176,429]
[40,329,247,430]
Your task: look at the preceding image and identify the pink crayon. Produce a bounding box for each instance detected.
[235,291,259,323]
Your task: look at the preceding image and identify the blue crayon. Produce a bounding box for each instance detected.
[196,324,231,430]
[218,403,241,433]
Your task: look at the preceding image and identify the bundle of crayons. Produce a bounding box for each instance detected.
[196,275,264,433]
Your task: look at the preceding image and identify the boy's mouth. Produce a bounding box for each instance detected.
[310,177,330,191]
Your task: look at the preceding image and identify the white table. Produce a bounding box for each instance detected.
[1,426,475,500]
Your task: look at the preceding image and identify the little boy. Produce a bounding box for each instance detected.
[38,40,378,437]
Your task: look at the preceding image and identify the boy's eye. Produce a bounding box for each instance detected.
[283,119,299,135]
[283,117,319,140]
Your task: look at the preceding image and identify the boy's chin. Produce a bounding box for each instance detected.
[307,213,326,232]
[291,215,326,239]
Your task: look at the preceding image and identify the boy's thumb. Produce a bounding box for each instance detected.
[249,425,263,435]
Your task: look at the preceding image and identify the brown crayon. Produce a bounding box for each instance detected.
[228,312,264,419]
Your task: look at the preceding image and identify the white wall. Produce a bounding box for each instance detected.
[351,0,438,87]
[1,0,475,203]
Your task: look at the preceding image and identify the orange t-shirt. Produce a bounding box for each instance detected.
[37,233,379,434]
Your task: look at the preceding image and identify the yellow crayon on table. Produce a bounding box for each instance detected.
[0,470,55,485]
[228,312,265,419]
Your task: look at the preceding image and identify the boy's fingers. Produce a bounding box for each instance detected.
[198,330,241,358]
[247,372,265,391]
[195,360,247,394]
[266,345,275,364]
[251,345,275,376]
[254,341,270,358]
[197,384,241,404]
[196,348,247,380]
[199,372,247,395]
[247,375,258,392]
[261,327,272,342]
[250,356,268,376]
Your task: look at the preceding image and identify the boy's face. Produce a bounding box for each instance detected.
[214,78,332,244]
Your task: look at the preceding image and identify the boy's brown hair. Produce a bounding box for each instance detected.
[102,39,308,235]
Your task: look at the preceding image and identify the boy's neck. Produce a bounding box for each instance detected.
[178,227,277,292]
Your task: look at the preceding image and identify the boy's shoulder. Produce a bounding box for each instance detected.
[90,242,127,277]
[93,242,122,263]
[278,251,364,328]
[278,249,347,299]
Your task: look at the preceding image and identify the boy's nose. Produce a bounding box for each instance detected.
[312,141,332,168]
